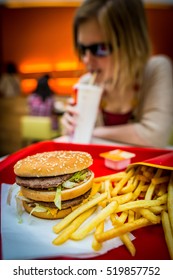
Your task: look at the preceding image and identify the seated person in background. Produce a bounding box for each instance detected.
[28,74,58,130]
[61,0,173,147]
[0,62,21,97]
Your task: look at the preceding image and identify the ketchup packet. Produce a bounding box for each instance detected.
[100,149,136,170]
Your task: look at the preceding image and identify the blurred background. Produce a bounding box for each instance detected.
[0,0,173,156]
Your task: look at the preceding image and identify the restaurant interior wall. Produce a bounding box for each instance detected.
[0,4,173,95]
[0,3,173,156]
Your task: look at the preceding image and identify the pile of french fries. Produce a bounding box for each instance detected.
[52,165,173,259]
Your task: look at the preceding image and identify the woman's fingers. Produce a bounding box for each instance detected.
[60,104,78,135]
[61,113,75,134]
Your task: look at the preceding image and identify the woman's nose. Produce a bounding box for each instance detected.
[82,50,95,65]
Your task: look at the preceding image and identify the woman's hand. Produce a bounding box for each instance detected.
[60,98,78,136]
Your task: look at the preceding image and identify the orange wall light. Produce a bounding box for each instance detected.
[21,79,37,95]
[19,63,53,74]
[49,77,78,95]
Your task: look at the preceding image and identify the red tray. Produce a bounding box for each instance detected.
[0,140,173,260]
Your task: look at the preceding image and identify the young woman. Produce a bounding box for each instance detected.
[61,0,173,147]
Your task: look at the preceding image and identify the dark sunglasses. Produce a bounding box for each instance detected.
[77,42,113,57]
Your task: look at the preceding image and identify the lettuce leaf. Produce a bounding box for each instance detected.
[15,196,24,224]
[30,204,48,215]
[62,181,77,188]
[68,170,88,182]
[7,183,18,205]
[54,186,61,209]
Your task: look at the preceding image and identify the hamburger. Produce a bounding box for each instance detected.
[14,150,94,219]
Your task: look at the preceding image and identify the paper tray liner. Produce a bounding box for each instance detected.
[0,140,173,260]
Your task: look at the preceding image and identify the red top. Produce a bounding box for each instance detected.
[102,109,133,126]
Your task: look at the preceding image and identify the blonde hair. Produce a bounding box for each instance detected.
[73,0,151,92]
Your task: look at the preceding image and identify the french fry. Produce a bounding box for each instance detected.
[132,181,146,201]
[92,221,104,251]
[53,192,107,234]
[96,218,152,243]
[145,168,163,200]
[143,169,154,180]
[140,165,147,172]
[138,208,160,224]
[135,174,150,183]
[110,213,117,225]
[168,172,173,232]
[144,183,156,200]
[161,211,173,259]
[71,201,118,240]
[89,182,101,196]
[115,198,163,213]
[51,162,172,258]
[94,172,125,183]
[140,185,149,192]
[149,205,167,215]
[152,176,170,185]
[112,168,135,196]
[155,184,167,197]
[104,180,112,199]
[112,192,133,205]
[98,181,112,207]
[101,192,133,208]
[156,193,167,204]
[114,212,128,225]
[52,207,96,245]
[120,233,136,257]
[128,210,135,223]
[134,165,143,174]
[111,213,136,256]
[100,181,106,193]
[119,176,136,194]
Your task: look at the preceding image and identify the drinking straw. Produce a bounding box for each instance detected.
[89,72,97,85]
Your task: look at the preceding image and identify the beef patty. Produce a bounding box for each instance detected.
[16,173,74,189]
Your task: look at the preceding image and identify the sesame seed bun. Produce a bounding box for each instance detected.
[14,151,93,177]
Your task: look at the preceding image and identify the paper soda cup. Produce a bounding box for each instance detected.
[72,83,103,143]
